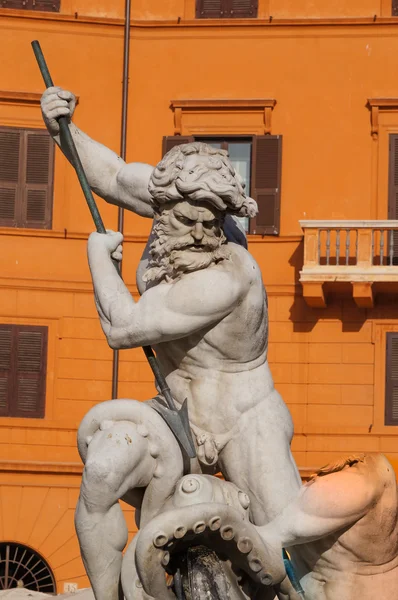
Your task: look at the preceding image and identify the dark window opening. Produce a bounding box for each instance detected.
[385,332,398,425]
[162,135,282,235]
[196,0,258,19]
[0,542,56,592]
[0,324,47,418]
[0,127,54,229]
[393,0,398,16]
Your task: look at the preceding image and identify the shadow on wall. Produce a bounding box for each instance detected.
[288,242,370,333]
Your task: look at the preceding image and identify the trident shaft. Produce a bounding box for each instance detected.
[31,40,196,460]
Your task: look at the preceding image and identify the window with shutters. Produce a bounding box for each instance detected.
[196,0,258,18]
[162,135,282,235]
[0,127,54,229]
[0,325,47,419]
[385,332,398,425]
[0,0,60,11]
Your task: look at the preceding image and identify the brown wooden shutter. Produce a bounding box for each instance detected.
[14,327,47,418]
[0,127,53,229]
[0,0,60,10]
[393,0,398,16]
[196,0,223,18]
[23,130,54,228]
[30,0,61,10]
[249,135,282,235]
[0,325,47,418]
[162,136,195,156]
[386,332,398,425]
[0,128,22,227]
[226,0,258,17]
[0,0,26,7]
[0,327,13,417]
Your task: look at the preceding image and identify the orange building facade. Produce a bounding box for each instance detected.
[1,0,398,591]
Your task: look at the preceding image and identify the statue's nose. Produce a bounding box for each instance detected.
[191,222,204,241]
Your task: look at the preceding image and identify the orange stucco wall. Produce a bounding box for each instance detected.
[1,0,398,590]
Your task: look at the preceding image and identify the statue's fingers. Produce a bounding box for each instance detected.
[111,252,123,262]
[58,90,75,101]
[45,98,69,111]
[46,107,70,120]
[41,91,63,106]
[41,86,61,99]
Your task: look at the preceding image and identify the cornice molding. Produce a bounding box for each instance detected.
[367,98,398,139]
[0,227,147,241]
[2,9,398,28]
[170,98,276,135]
[0,90,79,108]
[0,459,82,475]
[171,99,276,109]
[0,90,42,105]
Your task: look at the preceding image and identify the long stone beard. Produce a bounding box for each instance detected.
[143,222,230,285]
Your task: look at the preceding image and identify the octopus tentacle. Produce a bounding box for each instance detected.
[135,502,285,598]
[77,399,184,525]
[121,534,164,600]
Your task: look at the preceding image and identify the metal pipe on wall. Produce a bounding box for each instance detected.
[112,0,132,399]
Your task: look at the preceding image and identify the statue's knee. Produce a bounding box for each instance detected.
[82,459,121,506]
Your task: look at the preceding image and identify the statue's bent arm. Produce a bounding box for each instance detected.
[88,232,248,349]
[41,87,249,247]
[259,462,385,549]
[41,87,154,217]
[61,123,154,218]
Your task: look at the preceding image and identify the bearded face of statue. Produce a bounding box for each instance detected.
[166,200,223,248]
[143,199,230,285]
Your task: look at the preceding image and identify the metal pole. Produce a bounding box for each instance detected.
[31,41,106,234]
[112,0,131,399]
[32,39,196,458]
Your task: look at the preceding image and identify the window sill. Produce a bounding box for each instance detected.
[0,226,148,243]
[0,416,78,429]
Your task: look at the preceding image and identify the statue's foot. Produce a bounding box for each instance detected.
[135,502,285,599]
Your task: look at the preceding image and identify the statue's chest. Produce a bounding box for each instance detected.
[156,322,231,369]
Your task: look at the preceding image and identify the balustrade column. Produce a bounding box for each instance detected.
[356,228,373,268]
[303,227,320,266]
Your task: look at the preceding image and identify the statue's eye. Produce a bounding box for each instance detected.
[177,215,196,226]
[204,219,217,229]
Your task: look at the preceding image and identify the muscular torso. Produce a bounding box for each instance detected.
[294,461,398,599]
[138,243,276,434]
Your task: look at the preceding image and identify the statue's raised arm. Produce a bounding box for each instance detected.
[40,86,154,217]
[40,87,250,249]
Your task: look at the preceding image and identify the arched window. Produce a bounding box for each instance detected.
[0,542,56,593]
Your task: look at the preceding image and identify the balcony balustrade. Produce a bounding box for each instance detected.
[300,220,398,308]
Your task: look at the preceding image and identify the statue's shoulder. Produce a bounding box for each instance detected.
[227,241,261,271]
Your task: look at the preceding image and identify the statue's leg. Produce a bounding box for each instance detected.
[75,399,184,600]
[75,419,157,600]
[218,390,302,525]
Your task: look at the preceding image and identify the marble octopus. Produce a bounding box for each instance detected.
[41,87,398,600]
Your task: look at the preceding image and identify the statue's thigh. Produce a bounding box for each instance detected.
[82,421,149,508]
[218,400,301,524]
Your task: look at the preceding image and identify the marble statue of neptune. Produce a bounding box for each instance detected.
[41,87,302,600]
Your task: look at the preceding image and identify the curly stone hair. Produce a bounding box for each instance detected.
[148,142,258,218]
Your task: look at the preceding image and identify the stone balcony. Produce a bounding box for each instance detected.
[299,220,398,308]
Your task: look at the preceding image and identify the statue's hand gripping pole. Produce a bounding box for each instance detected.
[31,40,196,460]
